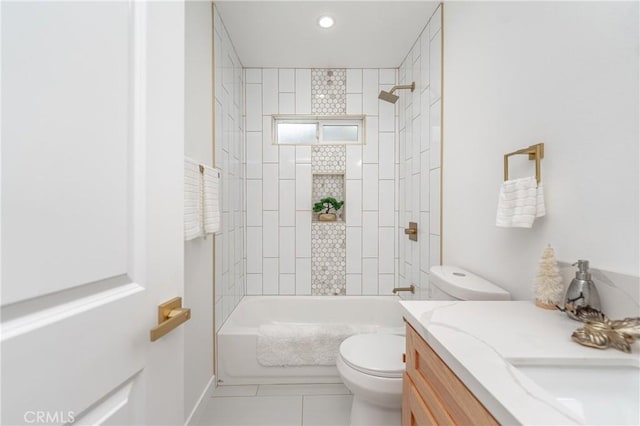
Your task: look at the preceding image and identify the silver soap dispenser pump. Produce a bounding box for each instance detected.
[563,260,601,320]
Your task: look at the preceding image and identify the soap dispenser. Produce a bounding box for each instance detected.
[563,260,601,320]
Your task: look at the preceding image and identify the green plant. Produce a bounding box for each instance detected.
[313,197,344,214]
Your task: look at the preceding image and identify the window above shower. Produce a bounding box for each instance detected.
[272,115,365,145]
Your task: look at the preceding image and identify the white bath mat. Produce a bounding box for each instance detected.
[257,323,376,367]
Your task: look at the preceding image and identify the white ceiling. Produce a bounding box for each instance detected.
[214,1,440,69]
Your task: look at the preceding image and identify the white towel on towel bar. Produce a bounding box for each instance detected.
[257,323,377,367]
[202,165,221,234]
[184,158,202,240]
[496,176,546,228]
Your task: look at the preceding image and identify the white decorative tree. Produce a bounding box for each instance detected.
[534,245,564,309]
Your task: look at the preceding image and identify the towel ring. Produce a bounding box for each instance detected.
[503,143,544,183]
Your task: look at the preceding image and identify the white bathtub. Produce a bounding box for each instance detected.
[216,296,405,385]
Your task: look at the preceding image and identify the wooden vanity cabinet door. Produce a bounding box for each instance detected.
[403,372,438,426]
[404,324,499,426]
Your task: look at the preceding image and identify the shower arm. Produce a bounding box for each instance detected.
[389,82,416,94]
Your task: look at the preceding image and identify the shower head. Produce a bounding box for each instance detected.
[378,90,400,104]
[378,82,416,104]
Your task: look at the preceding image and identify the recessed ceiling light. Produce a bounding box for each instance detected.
[318,16,334,29]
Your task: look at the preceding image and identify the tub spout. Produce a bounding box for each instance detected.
[392,285,415,294]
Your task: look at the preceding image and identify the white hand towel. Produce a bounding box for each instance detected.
[184,158,203,240]
[496,176,546,228]
[536,182,546,217]
[202,165,221,234]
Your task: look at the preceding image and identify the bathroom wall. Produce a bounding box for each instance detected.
[213,7,246,329]
[442,2,639,301]
[184,0,214,419]
[244,67,398,295]
[397,5,443,300]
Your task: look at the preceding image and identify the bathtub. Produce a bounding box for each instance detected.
[216,295,405,385]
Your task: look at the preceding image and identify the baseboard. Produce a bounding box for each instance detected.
[184,375,216,426]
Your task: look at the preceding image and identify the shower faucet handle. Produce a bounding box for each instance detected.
[404,222,418,241]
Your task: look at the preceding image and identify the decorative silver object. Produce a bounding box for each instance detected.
[568,306,640,353]
[563,260,601,321]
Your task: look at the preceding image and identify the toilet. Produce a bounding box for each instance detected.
[428,265,511,301]
[336,266,510,426]
[336,334,405,426]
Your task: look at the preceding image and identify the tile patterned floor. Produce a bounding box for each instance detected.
[193,384,353,426]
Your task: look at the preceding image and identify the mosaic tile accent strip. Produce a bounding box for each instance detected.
[311,69,346,115]
[309,90,347,295]
[311,145,346,174]
[312,174,345,221]
[311,222,346,296]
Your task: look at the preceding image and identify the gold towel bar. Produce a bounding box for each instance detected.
[503,143,545,183]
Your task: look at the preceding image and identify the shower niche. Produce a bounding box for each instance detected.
[312,173,345,222]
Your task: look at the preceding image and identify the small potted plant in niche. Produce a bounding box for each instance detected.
[313,197,344,222]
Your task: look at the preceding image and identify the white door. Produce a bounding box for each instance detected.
[1,1,185,425]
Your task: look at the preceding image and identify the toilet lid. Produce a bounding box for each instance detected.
[339,334,405,378]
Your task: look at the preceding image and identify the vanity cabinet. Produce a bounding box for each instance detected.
[403,324,499,426]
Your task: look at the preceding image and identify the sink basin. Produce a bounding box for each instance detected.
[513,363,640,425]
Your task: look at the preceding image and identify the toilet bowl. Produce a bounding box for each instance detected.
[337,266,511,426]
[337,334,405,426]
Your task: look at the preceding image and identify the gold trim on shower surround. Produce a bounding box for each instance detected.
[211,1,217,379]
[440,2,444,266]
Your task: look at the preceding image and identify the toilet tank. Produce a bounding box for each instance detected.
[429,266,511,301]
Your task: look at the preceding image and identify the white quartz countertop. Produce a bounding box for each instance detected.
[400,301,640,425]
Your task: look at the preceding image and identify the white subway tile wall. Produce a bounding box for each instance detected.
[362,258,379,295]
[346,273,363,295]
[213,6,246,330]
[346,69,363,93]
[345,146,362,179]
[263,258,279,295]
[295,211,312,259]
[244,67,398,296]
[345,179,362,227]
[295,258,312,295]
[263,211,279,258]
[296,146,312,164]
[279,179,296,226]
[280,227,296,274]
[295,69,312,114]
[397,4,442,300]
[345,227,362,274]
[295,164,312,211]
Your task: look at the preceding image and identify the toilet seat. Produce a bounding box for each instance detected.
[339,334,405,379]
